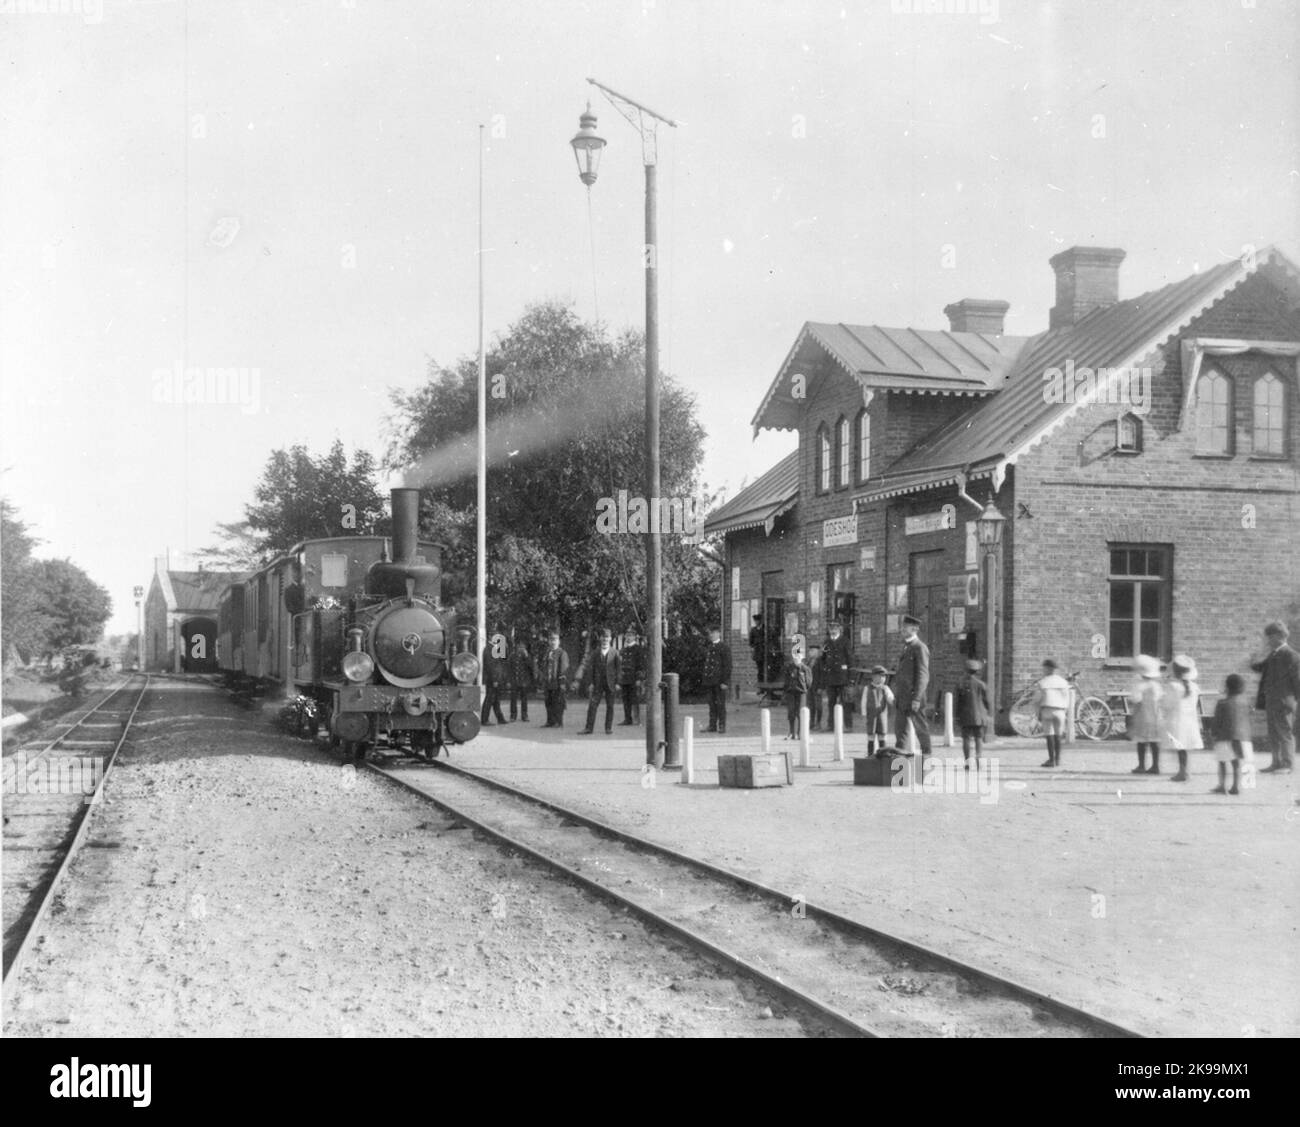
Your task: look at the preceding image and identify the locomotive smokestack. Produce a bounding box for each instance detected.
[391,488,420,564]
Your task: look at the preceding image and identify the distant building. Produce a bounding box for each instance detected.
[142,560,244,673]
[707,245,1300,721]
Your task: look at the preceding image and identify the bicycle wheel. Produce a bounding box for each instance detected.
[1074,696,1112,741]
[1008,689,1042,737]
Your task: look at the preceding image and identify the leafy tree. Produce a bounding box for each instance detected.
[30,558,112,653]
[243,439,386,556]
[386,301,720,645]
[1,498,51,663]
[195,519,268,572]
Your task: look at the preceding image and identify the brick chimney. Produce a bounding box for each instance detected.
[1049,246,1125,328]
[943,298,1010,335]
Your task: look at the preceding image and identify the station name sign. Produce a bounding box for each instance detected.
[822,515,859,547]
[904,505,957,535]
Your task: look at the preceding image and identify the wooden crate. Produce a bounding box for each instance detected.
[718,752,792,788]
[853,753,920,787]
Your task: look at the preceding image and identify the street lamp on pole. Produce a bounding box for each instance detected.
[571,79,678,769]
[975,502,1006,722]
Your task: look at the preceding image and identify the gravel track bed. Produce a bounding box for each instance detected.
[4,681,827,1037]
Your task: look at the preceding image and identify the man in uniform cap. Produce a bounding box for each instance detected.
[574,628,621,735]
[823,620,855,731]
[1252,620,1299,774]
[892,614,932,758]
[617,629,643,725]
[701,624,732,733]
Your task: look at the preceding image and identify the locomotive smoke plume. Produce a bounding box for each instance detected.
[399,388,628,493]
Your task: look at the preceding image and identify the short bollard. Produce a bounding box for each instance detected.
[681,716,694,785]
[943,690,955,748]
[1066,685,1076,744]
[833,703,844,762]
[799,707,811,767]
[760,707,771,754]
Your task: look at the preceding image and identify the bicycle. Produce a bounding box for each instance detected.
[1008,671,1113,740]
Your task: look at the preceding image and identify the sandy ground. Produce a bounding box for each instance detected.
[3,682,824,1038]
[460,694,1300,1037]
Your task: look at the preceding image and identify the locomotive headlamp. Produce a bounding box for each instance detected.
[342,650,375,682]
[450,651,479,684]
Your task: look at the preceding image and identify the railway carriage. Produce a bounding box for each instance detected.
[217,488,482,759]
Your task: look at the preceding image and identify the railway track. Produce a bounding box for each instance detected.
[2,674,150,997]
[366,753,1144,1038]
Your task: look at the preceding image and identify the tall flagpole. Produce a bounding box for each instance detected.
[476,124,487,675]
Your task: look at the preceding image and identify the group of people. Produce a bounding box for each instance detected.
[1020,619,1299,792]
[478,629,647,734]
[772,613,1299,793]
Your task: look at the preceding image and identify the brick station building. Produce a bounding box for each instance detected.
[705,245,1300,726]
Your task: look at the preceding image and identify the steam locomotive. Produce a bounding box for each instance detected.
[216,488,482,760]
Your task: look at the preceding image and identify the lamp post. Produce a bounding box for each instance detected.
[133,586,144,671]
[572,80,678,769]
[975,502,1006,722]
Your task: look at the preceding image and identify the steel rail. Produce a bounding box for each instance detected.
[2,675,151,998]
[418,757,1145,1039]
[363,760,879,1038]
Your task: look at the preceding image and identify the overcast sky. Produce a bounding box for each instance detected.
[2,0,1297,636]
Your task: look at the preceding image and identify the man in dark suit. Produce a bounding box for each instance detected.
[574,629,621,734]
[892,614,932,758]
[1252,620,1300,773]
[617,630,643,725]
[540,632,570,728]
[479,645,507,725]
[507,638,536,722]
[748,614,765,681]
[823,620,855,731]
[701,625,732,733]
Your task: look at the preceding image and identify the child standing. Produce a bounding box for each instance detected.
[1210,673,1254,795]
[859,665,894,756]
[955,659,992,770]
[782,646,812,739]
[1128,654,1164,773]
[808,646,825,730]
[1033,659,1072,767]
[1162,653,1203,782]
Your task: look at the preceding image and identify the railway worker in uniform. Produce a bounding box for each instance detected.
[823,620,855,731]
[480,643,508,726]
[1032,659,1071,768]
[954,658,991,770]
[1210,673,1254,795]
[1128,654,1165,774]
[701,624,732,734]
[617,629,644,725]
[507,638,536,723]
[892,615,932,759]
[1251,620,1300,775]
[781,642,811,739]
[1161,653,1202,783]
[748,614,765,682]
[574,628,621,735]
[860,665,894,757]
[541,632,570,729]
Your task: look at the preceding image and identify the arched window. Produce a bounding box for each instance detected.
[1253,372,1285,456]
[1116,412,1142,453]
[837,416,850,487]
[856,408,871,482]
[817,425,830,493]
[1194,369,1231,455]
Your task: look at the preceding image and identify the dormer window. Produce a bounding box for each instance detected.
[1115,413,1142,454]
[837,416,850,488]
[1194,368,1232,455]
[816,425,831,493]
[1253,371,1285,456]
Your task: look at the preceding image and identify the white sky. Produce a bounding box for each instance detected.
[2,0,1297,635]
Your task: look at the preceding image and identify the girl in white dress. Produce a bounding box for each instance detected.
[1161,654,1203,782]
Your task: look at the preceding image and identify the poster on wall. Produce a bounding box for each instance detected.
[860,546,876,570]
[965,522,978,570]
[949,606,966,634]
[809,581,822,614]
[731,567,740,600]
